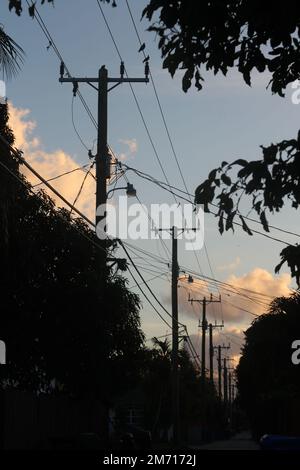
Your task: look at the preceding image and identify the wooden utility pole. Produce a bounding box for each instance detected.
[188,294,221,389]
[223,357,228,406]
[158,226,198,447]
[215,343,230,399]
[58,63,149,434]
[218,345,222,399]
[208,321,223,385]
[59,63,149,261]
[171,226,179,447]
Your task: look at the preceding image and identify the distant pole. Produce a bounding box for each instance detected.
[188,295,221,391]
[171,226,179,447]
[218,345,222,399]
[228,371,232,428]
[209,323,213,385]
[223,357,228,406]
[228,372,232,407]
[201,298,207,389]
[208,321,223,387]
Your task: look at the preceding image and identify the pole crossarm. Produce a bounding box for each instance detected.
[59,77,149,84]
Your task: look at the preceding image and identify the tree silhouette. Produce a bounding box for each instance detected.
[194,136,300,284]
[0,26,24,79]
[0,102,144,399]
[143,1,300,95]
[141,1,300,283]
[237,292,300,438]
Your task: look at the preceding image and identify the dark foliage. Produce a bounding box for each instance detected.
[0,103,144,400]
[195,133,300,283]
[143,1,300,96]
[237,293,300,438]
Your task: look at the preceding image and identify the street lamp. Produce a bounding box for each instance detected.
[106,182,137,199]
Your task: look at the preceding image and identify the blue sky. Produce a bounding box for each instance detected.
[2,1,299,355]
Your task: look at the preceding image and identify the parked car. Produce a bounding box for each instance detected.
[260,434,300,451]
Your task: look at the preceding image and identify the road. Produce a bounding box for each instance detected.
[198,431,259,450]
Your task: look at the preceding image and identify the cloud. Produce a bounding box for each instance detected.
[118,138,138,161]
[8,102,96,221]
[163,267,292,329]
[217,256,241,272]
[173,268,292,366]
[187,326,242,374]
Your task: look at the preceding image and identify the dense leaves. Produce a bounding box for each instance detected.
[237,293,300,437]
[0,103,144,399]
[8,0,54,17]
[143,1,300,96]
[195,133,300,283]
[0,26,24,79]
[7,0,116,19]
[140,338,221,438]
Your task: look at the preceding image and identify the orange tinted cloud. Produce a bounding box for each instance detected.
[8,102,95,221]
[174,267,292,325]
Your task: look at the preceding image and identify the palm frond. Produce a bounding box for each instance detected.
[0,27,24,79]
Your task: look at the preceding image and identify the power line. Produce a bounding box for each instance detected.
[122,239,277,301]
[120,238,185,327]
[95,0,178,203]
[121,168,171,261]
[70,161,95,216]
[121,163,295,246]
[220,331,243,349]
[0,134,96,228]
[32,163,93,187]
[0,133,179,334]
[125,0,223,317]
[128,271,169,290]
[0,154,110,260]
[71,96,90,151]
[126,266,172,329]
[123,240,278,304]
[27,1,98,130]
[125,0,188,200]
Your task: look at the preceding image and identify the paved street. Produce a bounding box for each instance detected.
[198,431,259,450]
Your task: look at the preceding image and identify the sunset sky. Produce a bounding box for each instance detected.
[2,0,299,366]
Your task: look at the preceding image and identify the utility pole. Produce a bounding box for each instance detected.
[223,357,228,406]
[189,294,221,389]
[59,62,149,263]
[214,343,230,400]
[158,226,197,447]
[171,226,179,447]
[208,321,223,386]
[228,371,232,409]
[218,345,222,399]
[59,63,149,436]
[227,366,235,430]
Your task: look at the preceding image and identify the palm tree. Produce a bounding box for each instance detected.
[151,337,171,358]
[0,26,24,79]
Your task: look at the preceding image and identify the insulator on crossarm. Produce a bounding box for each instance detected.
[120,61,125,79]
[60,61,65,79]
[72,81,78,97]
[144,61,149,79]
